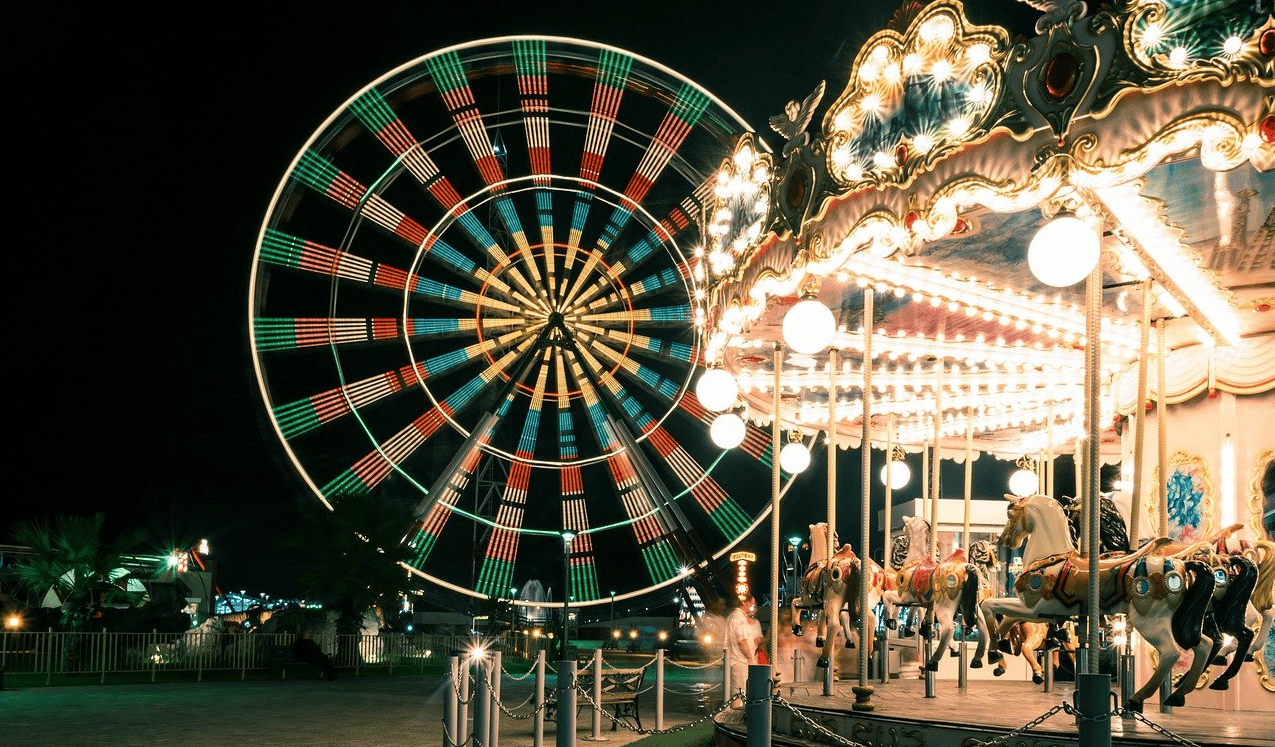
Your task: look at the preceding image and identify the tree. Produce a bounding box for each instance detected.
[9,513,149,632]
[282,494,416,641]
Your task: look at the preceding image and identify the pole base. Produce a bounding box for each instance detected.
[851,684,875,712]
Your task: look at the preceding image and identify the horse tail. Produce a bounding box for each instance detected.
[1171,559,1216,651]
[1215,556,1258,635]
[959,564,980,631]
[1248,540,1275,611]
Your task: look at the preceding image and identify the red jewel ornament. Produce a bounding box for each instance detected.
[904,211,919,232]
[1257,302,1272,312]
[1260,29,1274,57]
[895,144,909,166]
[1208,389,1219,400]
[1144,400,1154,412]
[1044,52,1079,101]
[1260,115,1275,145]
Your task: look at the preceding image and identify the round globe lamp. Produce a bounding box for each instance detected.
[695,368,739,412]
[1008,468,1039,497]
[879,460,911,489]
[782,296,836,354]
[779,441,811,474]
[710,412,746,449]
[1027,211,1099,288]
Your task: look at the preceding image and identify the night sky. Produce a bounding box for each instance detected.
[9,2,1043,600]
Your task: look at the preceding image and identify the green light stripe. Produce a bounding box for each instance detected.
[597,48,632,90]
[512,38,546,78]
[260,228,306,269]
[669,83,710,127]
[293,149,341,193]
[321,469,370,499]
[477,557,514,598]
[425,51,468,95]
[575,562,600,602]
[253,318,298,351]
[349,88,396,133]
[407,528,437,568]
[273,399,322,440]
[708,499,752,539]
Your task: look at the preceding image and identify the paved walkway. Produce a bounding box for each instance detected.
[0,670,722,747]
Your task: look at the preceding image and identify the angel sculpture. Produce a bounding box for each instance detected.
[1016,0,1087,34]
[768,80,825,158]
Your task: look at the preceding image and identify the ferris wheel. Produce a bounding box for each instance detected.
[249,36,796,605]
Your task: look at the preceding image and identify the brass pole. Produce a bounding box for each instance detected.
[854,290,875,710]
[771,343,782,667]
[1157,321,1168,537]
[824,348,838,697]
[930,363,942,561]
[1130,280,1151,546]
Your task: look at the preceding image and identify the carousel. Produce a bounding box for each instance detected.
[697,1,1273,746]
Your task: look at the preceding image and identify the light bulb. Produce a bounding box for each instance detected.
[696,368,739,412]
[779,442,811,474]
[710,413,746,449]
[782,297,835,354]
[1028,212,1099,287]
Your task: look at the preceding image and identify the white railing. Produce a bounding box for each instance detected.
[0,629,500,684]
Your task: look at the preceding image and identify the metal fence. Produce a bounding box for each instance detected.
[0,629,514,684]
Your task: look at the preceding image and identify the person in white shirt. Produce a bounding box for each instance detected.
[725,595,763,708]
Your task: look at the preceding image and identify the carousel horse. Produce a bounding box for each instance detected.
[1063,501,1263,691]
[789,523,886,668]
[1150,524,1263,691]
[1212,527,1275,673]
[977,494,1216,712]
[881,516,989,673]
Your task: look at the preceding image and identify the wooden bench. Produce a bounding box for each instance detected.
[546,666,646,730]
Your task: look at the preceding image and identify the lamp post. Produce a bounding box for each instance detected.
[610,590,617,649]
[561,532,575,661]
[787,535,801,607]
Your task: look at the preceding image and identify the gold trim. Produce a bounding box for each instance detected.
[1251,449,1273,540]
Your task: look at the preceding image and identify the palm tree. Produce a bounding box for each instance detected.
[282,494,416,660]
[9,514,149,632]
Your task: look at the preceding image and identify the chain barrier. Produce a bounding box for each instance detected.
[665,658,722,670]
[490,689,553,721]
[442,731,475,747]
[570,681,737,735]
[448,672,479,706]
[771,694,875,747]
[963,704,1066,747]
[500,661,538,681]
[1113,708,1202,747]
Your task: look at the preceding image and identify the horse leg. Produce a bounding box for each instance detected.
[1212,622,1254,690]
[1127,611,1179,712]
[1166,628,1213,707]
[1022,625,1045,685]
[925,604,954,672]
[1251,606,1274,662]
[881,591,899,630]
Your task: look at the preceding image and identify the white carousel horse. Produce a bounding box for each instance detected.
[977,494,1216,712]
[881,516,990,673]
[789,523,885,669]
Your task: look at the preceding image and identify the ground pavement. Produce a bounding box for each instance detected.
[0,666,723,747]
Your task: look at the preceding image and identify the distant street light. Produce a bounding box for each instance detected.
[561,532,576,660]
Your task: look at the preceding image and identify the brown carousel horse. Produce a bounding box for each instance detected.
[789,523,885,669]
[977,494,1216,712]
[881,516,989,673]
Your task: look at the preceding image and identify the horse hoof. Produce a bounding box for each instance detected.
[1208,680,1230,691]
[902,628,916,638]
[996,640,1013,655]
[845,639,855,649]
[1032,674,1043,685]
[949,649,960,658]
[993,668,1004,677]
[816,657,829,669]
[1245,654,1255,663]
[970,659,983,669]
[988,651,1002,664]
[1165,694,1185,707]
[1124,699,1143,714]
[885,619,898,630]
[792,625,803,636]
[919,623,932,638]
[1211,656,1228,666]
[815,637,825,648]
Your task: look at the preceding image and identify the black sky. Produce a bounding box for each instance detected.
[8,1,1041,598]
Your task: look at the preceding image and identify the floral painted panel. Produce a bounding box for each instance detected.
[1165,452,1212,543]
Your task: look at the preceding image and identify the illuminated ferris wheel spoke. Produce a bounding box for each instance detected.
[559,348,691,587]
[679,392,774,468]
[473,348,553,598]
[322,338,536,499]
[572,340,752,539]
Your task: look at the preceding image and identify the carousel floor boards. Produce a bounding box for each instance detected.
[713,678,1267,747]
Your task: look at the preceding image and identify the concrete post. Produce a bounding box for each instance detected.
[588,648,606,740]
[655,648,665,731]
[491,650,502,747]
[445,656,459,747]
[533,650,545,747]
[746,665,773,747]
[475,656,491,747]
[459,656,471,747]
[555,659,576,747]
[1075,672,1113,747]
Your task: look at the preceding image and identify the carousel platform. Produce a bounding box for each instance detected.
[712,678,1268,747]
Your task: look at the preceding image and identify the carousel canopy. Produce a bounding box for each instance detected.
[699,0,1273,463]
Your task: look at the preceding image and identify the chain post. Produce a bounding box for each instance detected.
[533,650,545,747]
[445,656,460,747]
[490,650,502,747]
[745,665,773,747]
[655,647,665,731]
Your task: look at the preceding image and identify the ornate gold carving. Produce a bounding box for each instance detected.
[851,721,926,747]
[1251,449,1273,540]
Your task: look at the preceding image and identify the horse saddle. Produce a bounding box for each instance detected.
[1016,552,1187,611]
[907,558,938,600]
